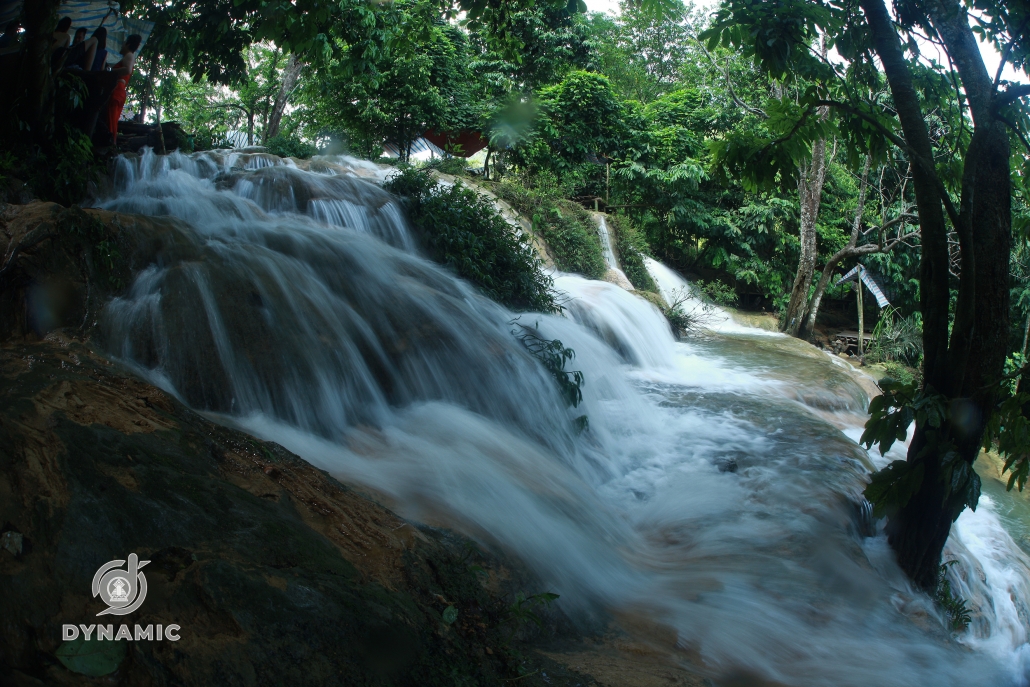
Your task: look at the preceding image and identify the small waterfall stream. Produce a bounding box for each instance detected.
[95,149,1030,686]
[593,214,634,290]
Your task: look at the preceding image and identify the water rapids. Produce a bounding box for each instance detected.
[94,148,1030,686]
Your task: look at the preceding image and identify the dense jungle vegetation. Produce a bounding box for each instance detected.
[2,0,1030,593]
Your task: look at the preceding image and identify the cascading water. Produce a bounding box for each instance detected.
[593,214,634,290]
[96,148,1030,686]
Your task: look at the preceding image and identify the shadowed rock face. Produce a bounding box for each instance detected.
[0,334,597,686]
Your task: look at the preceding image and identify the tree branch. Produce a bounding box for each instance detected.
[690,32,767,119]
[817,99,961,229]
[996,83,1030,107]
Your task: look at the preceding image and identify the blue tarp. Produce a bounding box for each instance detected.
[836,264,891,309]
[0,1,153,64]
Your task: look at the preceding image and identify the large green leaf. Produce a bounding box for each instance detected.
[55,637,127,677]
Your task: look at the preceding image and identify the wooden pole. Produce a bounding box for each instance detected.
[857,265,865,357]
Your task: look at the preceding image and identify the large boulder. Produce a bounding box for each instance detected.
[0,334,591,686]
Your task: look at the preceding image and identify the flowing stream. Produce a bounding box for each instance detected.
[95,148,1030,686]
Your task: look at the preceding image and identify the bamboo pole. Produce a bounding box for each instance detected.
[857,265,865,357]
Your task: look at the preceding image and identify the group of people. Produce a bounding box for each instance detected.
[0,15,141,146]
[49,16,141,145]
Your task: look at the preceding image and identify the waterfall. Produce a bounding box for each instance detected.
[593,214,634,290]
[95,148,1030,687]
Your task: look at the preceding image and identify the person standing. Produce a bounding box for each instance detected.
[105,34,141,145]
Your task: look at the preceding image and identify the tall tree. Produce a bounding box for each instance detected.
[266,54,303,141]
[704,0,1027,589]
[782,129,828,335]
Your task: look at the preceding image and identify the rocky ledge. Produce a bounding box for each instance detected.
[0,200,705,687]
[0,333,607,686]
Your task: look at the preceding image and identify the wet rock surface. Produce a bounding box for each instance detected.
[0,334,604,687]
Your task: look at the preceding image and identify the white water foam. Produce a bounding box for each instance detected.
[95,148,1030,687]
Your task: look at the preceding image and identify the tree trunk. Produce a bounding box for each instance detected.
[860,0,1011,590]
[17,0,62,134]
[155,94,166,155]
[800,156,872,339]
[782,134,828,336]
[266,54,302,142]
[247,111,254,146]
[140,51,159,124]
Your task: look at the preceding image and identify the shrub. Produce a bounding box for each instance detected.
[423,156,470,176]
[265,135,318,160]
[935,561,972,632]
[385,167,557,313]
[606,214,658,292]
[697,278,738,307]
[493,179,606,279]
[660,288,717,339]
[511,323,584,409]
[881,361,920,387]
[867,307,922,366]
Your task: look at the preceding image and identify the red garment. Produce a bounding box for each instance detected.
[106,59,133,144]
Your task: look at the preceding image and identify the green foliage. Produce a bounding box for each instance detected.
[867,308,923,367]
[503,591,560,635]
[298,5,487,161]
[61,210,126,291]
[511,322,585,411]
[55,637,126,677]
[156,45,304,149]
[512,70,627,174]
[864,459,925,520]
[934,561,972,632]
[581,0,693,103]
[660,288,715,339]
[386,167,557,313]
[881,361,918,388]
[3,126,100,206]
[606,213,657,292]
[494,179,606,279]
[265,135,317,159]
[697,279,737,307]
[423,156,471,177]
[982,357,1030,492]
[862,379,982,518]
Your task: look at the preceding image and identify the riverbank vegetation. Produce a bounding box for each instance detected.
[385,166,557,313]
[2,0,1029,599]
